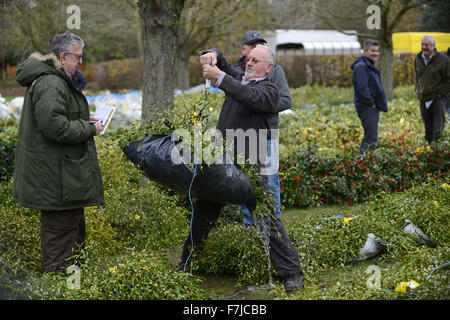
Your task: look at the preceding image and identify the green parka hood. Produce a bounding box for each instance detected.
[16,52,64,87]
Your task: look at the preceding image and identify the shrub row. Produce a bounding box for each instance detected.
[279,141,449,208]
[86,53,417,90]
[89,58,143,91]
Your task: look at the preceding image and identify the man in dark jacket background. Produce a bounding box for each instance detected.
[72,69,87,91]
[13,32,104,273]
[178,45,304,293]
[233,30,292,227]
[414,35,450,144]
[351,39,388,153]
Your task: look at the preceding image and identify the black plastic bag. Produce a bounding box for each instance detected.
[122,134,255,205]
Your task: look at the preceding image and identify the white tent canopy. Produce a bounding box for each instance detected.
[264,30,361,55]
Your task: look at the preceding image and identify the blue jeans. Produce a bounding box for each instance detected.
[241,139,281,227]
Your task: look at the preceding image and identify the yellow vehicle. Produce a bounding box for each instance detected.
[393,32,450,53]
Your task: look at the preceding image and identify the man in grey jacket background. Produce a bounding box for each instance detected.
[233,30,292,227]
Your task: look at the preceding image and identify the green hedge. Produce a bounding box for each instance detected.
[279,142,449,208]
[87,53,417,90]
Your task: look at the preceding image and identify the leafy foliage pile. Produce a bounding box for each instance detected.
[0,85,448,300]
[285,181,449,300]
[197,180,449,299]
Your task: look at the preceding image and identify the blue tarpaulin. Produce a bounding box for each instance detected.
[85,87,222,103]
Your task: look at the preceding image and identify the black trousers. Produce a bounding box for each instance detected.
[40,208,86,273]
[181,174,302,277]
[420,98,446,144]
[356,105,380,152]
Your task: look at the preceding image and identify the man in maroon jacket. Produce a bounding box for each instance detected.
[178,45,304,294]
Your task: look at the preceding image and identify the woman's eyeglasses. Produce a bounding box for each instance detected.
[64,52,83,61]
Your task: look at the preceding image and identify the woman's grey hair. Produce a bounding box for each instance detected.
[256,44,276,64]
[50,31,84,59]
[421,35,436,46]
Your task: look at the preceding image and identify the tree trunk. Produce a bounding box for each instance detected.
[379,42,393,101]
[138,0,185,123]
[175,22,190,91]
[378,11,394,101]
[1,1,6,86]
[175,50,190,91]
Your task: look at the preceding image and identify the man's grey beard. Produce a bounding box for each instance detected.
[244,67,255,79]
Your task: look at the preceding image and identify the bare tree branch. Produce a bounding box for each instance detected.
[388,1,421,31]
[315,10,376,39]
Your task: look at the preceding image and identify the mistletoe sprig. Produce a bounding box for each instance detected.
[118,90,213,149]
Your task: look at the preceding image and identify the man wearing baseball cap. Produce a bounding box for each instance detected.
[235,30,268,71]
[234,31,292,228]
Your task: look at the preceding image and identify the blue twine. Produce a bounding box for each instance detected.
[426,261,450,280]
[381,289,417,297]
[184,164,199,272]
[319,214,344,220]
[378,261,449,298]
[183,88,210,272]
